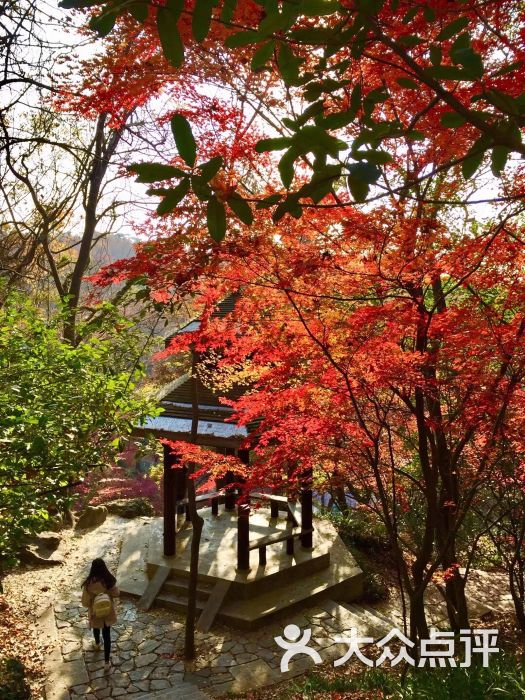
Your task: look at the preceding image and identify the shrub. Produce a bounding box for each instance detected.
[74,465,162,514]
[0,658,30,700]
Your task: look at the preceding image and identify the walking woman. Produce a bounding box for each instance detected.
[81,558,119,668]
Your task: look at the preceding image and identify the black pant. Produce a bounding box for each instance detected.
[93,625,111,662]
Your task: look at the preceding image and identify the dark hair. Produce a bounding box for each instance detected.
[82,558,116,590]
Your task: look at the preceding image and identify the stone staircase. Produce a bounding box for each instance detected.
[322,599,397,640]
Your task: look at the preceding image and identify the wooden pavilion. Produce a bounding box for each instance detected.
[130,297,362,630]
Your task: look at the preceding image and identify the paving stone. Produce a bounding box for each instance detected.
[70,683,91,696]
[138,639,161,654]
[134,680,150,693]
[89,667,107,679]
[135,652,158,668]
[120,660,134,672]
[129,667,153,682]
[155,643,175,654]
[91,676,109,691]
[215,652,236,667]
[150,679,171,690]
[111,687,129,697]
[150,666,171,680]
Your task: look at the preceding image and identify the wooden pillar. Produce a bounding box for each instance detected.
[163,444,177,557]
[300,466,313,549]
[224,471,237,511]
[175,464,187,514]
[237,502,250,571]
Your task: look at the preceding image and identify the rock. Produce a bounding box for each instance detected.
[105,498,154,518]
[25,531,62,551]
[75,505,108,530]
[19,544,64,567]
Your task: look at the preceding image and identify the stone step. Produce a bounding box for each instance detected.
[133,683,209,700]
[154,590,207,615]
[163,577,214,599]
[340,602,392,640]
[359,603,397,629]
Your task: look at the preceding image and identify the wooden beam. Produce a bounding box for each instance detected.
[237,502,250,571]
[138,566,170,611]
[196,580,231,632]
[301,467,313,549]
[163,444,177,557]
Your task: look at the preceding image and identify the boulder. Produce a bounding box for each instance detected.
[19,545,64,567]
[105,498,155,518]
[26,532,62,551]
[75,504,108,530]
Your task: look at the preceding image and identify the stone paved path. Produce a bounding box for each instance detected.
[50,591,380,698]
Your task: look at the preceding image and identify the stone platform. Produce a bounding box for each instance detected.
[118,508,363,629]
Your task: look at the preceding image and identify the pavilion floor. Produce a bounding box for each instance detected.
[118,507,363,629]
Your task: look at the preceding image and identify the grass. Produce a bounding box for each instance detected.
[288,654,525,699]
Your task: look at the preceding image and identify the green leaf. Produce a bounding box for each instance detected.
[220,0,237,23]
[192,0,215,42]
[423,6,436,21]
[171,114,197,167]
[225,30,261,47]
[297,100,325,126]
[129,3,148,22]
[461,135,489,179]
[304,78,351,102]
[191,176,212,201]
[289,26,340,44]
[130,163,185,183]
[354,149,393,165]
[199,156,223,181]
[402,6,419,23]
[277,43,303,86]
[278,149,297,188]
[89,10,117,37]
[59,0,101,8]
[347,176,369,202]
[491,146,510,176]
[426,65,467,81]
[322,108,357,129]
[251,40,275,71]
[291,125,347,156]
[256,193,282,209]
[451,47,483,79]
[429,44,442,66]
[492,61,524,78]
[157,5,184,67]
[299,164,342,203]
[302,0,340,16]
[207,197,227,241]
[440,112,467,127]
[396,77,419,89]
[258,11,293,35]
[255,137,292,153]
[397,34,423,47]
[227,194,253,225]
[347,160,381,184]
[437,16,470,41]
[484,89,519,116]
[156,179,190,215]
[405,129,425,140]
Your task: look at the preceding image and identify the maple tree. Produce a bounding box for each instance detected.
[64,0,525,645]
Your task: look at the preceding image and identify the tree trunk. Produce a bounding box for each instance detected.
[408,586,429,651]
[184,351,203,661]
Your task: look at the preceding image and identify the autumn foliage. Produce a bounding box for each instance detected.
[65,0,525,642]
